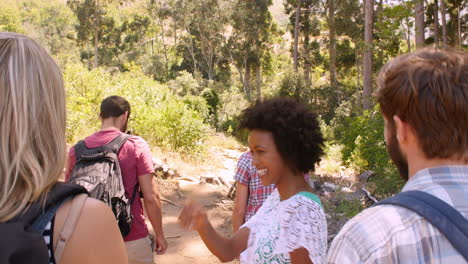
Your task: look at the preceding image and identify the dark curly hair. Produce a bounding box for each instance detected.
[239,97,324,174]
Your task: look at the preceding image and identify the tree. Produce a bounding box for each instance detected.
[285,0,321,88]
[327,0,338,89]
[434,0,440,46]
[228,0,275,101]
[363,0,373,110]
[0,2,24,33]
[415,0,425,48]
[293,0,301,72]
[68,0,125,68]
[445,0,464,47]
[441,0,448,46]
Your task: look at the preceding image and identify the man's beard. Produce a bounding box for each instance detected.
[120,119,128,133]
[386,130,409,181]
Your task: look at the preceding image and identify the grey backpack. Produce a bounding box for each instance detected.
[68,134,137,237]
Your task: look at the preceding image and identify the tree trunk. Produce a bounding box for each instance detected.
[363,0,373,110]
[293,0,302,72]
[244,60,251,101]
[355,47,361,105]
[434,0,439,46]
[304,62,311,88]
[441,0,447,47]
[159,16,169,78]
[94,25,99,68]
[304,40,311,90]
[415,0,425,49]
[173,14,177,47]
[256,64,261,101]
[328,0,337,89]
[303,7,311,89]
[406,18,412,52]
[93,0,100,68]
[457,5,461,47]
[87,41,91,70]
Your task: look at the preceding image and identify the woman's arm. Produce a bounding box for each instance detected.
[290,247,313,264]
[54,198,128,264]
[179,200,249,262]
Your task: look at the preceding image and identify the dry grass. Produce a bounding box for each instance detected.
[151,132,245,180]
[204,132,245,151]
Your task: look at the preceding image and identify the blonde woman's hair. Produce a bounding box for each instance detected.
[0,32,67,222]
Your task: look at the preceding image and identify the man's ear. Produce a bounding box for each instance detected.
[393,115,409,144]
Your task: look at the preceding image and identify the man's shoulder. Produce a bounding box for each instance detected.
[239,151,252,161]
[338,204,406,235]
[329,200,435,261]
[126,134,148,144]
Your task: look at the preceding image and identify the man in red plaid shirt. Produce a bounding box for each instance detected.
[232,151,275,232]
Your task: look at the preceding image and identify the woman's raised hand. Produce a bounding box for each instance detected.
[178,199,207,231]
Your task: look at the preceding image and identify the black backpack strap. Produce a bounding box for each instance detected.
[103,133,131,154]
[373,190,468,261]
[73,140,89,161]
[12,183,88,232]
[74,133,130,160]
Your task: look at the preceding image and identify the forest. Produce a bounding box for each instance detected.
[1,0,466,195]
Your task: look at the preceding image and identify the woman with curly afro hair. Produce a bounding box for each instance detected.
[179,97,327,264]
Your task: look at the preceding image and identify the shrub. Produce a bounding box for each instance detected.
[64,63,209,156]
[336,199,363,218]
[146,99,208,155]
[331,104,404,196]
[167,70,202,96]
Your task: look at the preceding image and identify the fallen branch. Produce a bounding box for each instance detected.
[161,197,178,207]
[361,187,379,204]
[166,235,182,239]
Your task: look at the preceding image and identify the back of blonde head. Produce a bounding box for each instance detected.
[0,32,66,221]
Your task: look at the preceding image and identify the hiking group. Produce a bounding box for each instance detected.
[0,32,466,264]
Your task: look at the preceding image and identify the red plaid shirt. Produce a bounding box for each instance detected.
[234,151,275,222]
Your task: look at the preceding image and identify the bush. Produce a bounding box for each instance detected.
[336,199,363,218]
[64,63,209,156]
[331,105,404,196]
[201,86,221,128]
[167,71,202,96]
[146,99,208,155]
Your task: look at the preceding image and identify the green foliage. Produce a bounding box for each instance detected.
[6,0,463,192]
[201,86,221,128]
[168,71,202,96]
[336,198,363,218]
[20,0,77,58]
[182,94,210,121]
[147,99,208,155]
[331,105,404,196]
[0,1,24,32]
[277,71,309,100]
[64,63,209,155]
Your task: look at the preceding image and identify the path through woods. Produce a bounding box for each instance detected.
[147,147,242,264]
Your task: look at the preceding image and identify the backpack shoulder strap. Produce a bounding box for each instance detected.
[53,194,87,263]
[13,183,87,229]
[103,133,131,154]
[73,140,89,160]
[373,190,468,261]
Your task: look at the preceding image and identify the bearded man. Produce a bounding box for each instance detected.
[327,48,468,264]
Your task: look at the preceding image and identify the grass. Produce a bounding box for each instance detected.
[150,131,245,180]
[205,132,245,151]
[336,199,364,218]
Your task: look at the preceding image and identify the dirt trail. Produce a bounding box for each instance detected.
[145,145,357,263]
[147,147,243,264]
